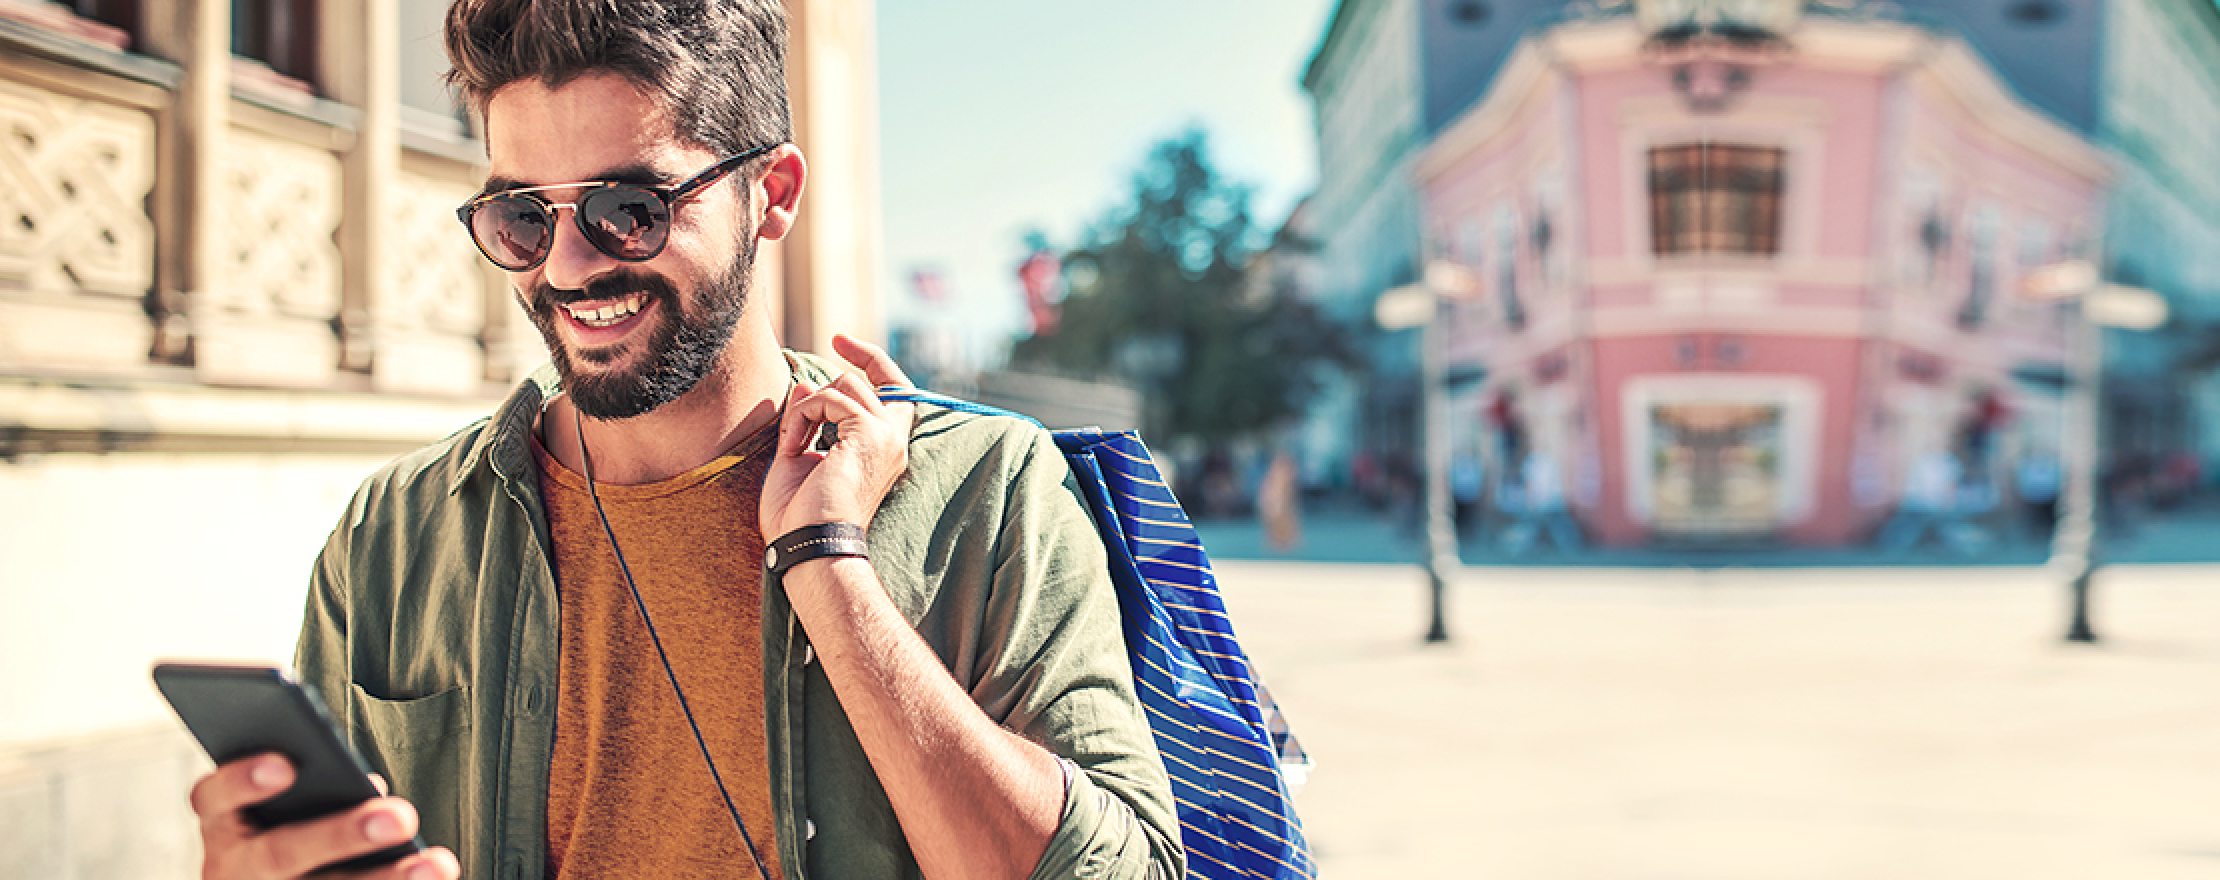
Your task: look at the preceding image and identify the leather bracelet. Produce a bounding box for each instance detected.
[767,522,869,578]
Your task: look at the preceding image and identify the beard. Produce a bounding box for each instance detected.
[521,232,757,420]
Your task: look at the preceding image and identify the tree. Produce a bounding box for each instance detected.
[1010,131,1352,446]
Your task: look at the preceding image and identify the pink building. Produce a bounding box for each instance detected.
[1414,7,2109,546]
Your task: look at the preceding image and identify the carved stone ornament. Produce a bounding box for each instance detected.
[372,171,490,394]
[0,78,156,299]
[210,127,342,322]
[194,128,344,387]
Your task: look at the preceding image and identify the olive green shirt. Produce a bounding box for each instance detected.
[294,353,1182,880]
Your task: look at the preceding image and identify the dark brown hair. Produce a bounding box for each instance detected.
[445,0,791,156]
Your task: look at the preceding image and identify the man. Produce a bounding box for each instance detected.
[185,1,1180,878]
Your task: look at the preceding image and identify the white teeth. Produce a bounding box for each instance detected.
[566,294,647,328]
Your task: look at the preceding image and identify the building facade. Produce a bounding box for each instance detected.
[1897,0,2220,494]
[1302,0,2220,511]
[0,1,882,875]
[1298,0,1659,493]
[1299,0,1425,489]
[1413,2,2108,545]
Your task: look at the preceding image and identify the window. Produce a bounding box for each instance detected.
[1493,206,1525,329]
[1447,0,1491,26]
[66,0,138,45]
[1648,143,1785,256]
[2,0,136,49]
[1957,207,1999,329]
[232,0,319,87]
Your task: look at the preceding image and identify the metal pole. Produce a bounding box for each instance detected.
[2053,310,2102,643]
[1422,300,1456,643]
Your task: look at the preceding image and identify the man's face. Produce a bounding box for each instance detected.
[482,73,756,420]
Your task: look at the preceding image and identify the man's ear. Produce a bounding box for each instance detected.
[753,145,806,242]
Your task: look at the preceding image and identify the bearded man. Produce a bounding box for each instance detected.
[184,2,1180,878]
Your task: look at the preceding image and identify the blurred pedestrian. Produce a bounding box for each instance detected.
[1450,451,1484,538]
[1878,449,1962,553]
[2015,450,2062,542]
[1259,452,1302,553]
[1499,451,1583,555]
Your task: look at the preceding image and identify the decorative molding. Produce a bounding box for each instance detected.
[1414,34,1562,182]
[1906,39,2110,185]
[0,375,499,457]
[1587,304,1870,337]
[1586,256,1872,286]
[0,298,153,372]
[0,14,182,91]
[380,172,484,337]
[0,76,156,299]
[207,127,343,322]
[189,128,345,388]
[372,171,487,395]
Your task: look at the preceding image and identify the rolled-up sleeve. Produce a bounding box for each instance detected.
[966,425,1183,880]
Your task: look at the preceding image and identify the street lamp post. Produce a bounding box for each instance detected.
[2055,303,2102,643]
[2020,260,2167,644]
[1378,262,1481,644]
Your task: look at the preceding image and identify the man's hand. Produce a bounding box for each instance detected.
[761,334,917,540]
[190,754,460,880]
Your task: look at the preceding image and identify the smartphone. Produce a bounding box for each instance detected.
[152,662,425,872]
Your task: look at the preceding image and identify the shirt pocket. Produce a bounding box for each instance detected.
[349,683,471,850]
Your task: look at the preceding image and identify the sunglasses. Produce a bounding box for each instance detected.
[456,143,780,272]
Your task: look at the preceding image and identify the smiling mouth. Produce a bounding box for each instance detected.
[564,292,650,329]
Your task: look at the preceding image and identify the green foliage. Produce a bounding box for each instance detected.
[1010,131,1354,445]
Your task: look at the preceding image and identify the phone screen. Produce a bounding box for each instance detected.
[152,662,425,871]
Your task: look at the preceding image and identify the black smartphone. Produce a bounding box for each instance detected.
[152,662,425,873]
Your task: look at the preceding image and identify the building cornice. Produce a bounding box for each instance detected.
[0,376,500,458]
[0,14,181,90]
[1907,39,2111,186]
[1413,20,1589,183]
[1417,16,2108,187]
[1302,0,1376,93]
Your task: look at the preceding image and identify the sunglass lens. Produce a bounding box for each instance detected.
[473,196,554,270]
[578,187,671,261]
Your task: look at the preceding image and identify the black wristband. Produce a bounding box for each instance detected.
[767,522,869,578]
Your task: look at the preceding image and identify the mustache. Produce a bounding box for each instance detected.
[532,270,680,308]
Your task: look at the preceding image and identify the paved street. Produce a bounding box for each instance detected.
[1214,561,2220,879]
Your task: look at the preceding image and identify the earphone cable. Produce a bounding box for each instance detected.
[575,410,772,880]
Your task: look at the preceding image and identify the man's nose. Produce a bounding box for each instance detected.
[537,205,620,291]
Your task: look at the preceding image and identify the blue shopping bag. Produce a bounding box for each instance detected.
[878,388,1314,880]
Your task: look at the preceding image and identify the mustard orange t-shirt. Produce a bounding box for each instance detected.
[534,426,784,880]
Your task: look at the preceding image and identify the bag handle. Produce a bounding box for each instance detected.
[874,386,1042,427]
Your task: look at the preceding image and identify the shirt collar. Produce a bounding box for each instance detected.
[454,351,840,495]
[452,364,560,496]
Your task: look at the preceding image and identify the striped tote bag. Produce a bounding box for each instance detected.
[878,389,1314,880]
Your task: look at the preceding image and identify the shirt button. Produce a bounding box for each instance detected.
[802,644,815,666]
[806,818,817,840]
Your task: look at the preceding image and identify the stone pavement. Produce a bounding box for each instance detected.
[1214,561,2220,879]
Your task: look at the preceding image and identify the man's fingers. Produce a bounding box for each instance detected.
[786,380,874,442]
[360,845,460,880]
[191,754,294,828]
[827,371,885,418]
[833,333,912,389]
[243,797,421,879]
[778,380,819,458]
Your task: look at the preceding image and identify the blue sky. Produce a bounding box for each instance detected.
[875,0,1340,368]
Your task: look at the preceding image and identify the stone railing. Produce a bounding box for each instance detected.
[0,7,537,411]
[0,54,162,374]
